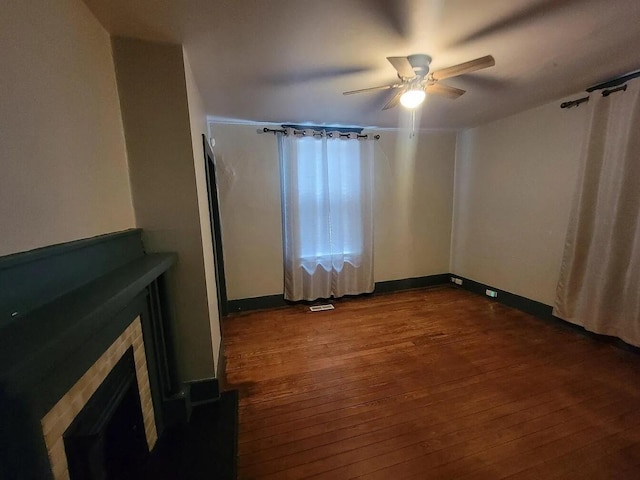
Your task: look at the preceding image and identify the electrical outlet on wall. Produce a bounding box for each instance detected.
[450,277,463,285]
[486,289,498,298]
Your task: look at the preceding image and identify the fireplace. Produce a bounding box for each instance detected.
[0,230,192,479]
[41,318,156,480]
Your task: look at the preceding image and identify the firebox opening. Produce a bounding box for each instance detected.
[63,348,148,480]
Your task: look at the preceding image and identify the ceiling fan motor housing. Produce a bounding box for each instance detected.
[406,54,432,78]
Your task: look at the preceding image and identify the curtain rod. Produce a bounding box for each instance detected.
[586,69,640,92]
[260,127,380,140]
[560,84,629,109]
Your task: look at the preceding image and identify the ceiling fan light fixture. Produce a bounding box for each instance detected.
[400,89,426,109]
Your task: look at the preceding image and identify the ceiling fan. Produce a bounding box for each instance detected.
[343,54,495,110]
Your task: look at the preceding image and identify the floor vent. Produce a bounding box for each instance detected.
[309,304,335,312]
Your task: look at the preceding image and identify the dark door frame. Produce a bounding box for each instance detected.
[202,134,228,318]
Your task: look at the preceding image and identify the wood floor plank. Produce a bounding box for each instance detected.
[308,393,637,480]
[238,359,610,457]
[247,388,620,479]
[239,373,590,464]
[222,287,640,479]
[238,378,588,470]
[499,419,640,479]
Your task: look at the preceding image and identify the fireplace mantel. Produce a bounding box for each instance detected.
[0,229,179,479]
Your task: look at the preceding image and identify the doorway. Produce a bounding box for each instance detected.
[202,135,228,317]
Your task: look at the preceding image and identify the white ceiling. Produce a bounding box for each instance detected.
[84,0,640,129]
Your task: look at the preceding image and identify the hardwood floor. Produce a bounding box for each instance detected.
[222,286,640,479]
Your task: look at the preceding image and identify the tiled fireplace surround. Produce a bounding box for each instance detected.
[41,317,157,479]
[0,230,183,479]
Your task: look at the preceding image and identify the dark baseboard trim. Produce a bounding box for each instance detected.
[374,274,451,295]
[226,273,640,356]
[450,275,640,356]
[228,294,289,313]
[451,275,553,319]
[227,274,452,313]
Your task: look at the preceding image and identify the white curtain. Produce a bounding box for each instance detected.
[554,79,640,346]
[279,128,374,301]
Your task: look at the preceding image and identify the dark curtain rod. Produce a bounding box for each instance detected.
[261,127,380,140]
[586,69,640,92]
[561,69,639,109]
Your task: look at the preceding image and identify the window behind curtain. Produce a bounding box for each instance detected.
[296,137,363,262]
[279,129,374,301]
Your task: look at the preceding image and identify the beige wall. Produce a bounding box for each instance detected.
[0,0,135,256]
[112,38,215,381]
[451,97,589,304]
[374,129,456,281]
[209,122,456,300]
[183,49,221,369]
[208,124,284,299]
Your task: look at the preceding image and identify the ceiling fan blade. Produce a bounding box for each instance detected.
[426,83,466,99]
[387,57,416,78]
[382,88,405,110]
[431,55,495,81]
[343,84,401,95]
